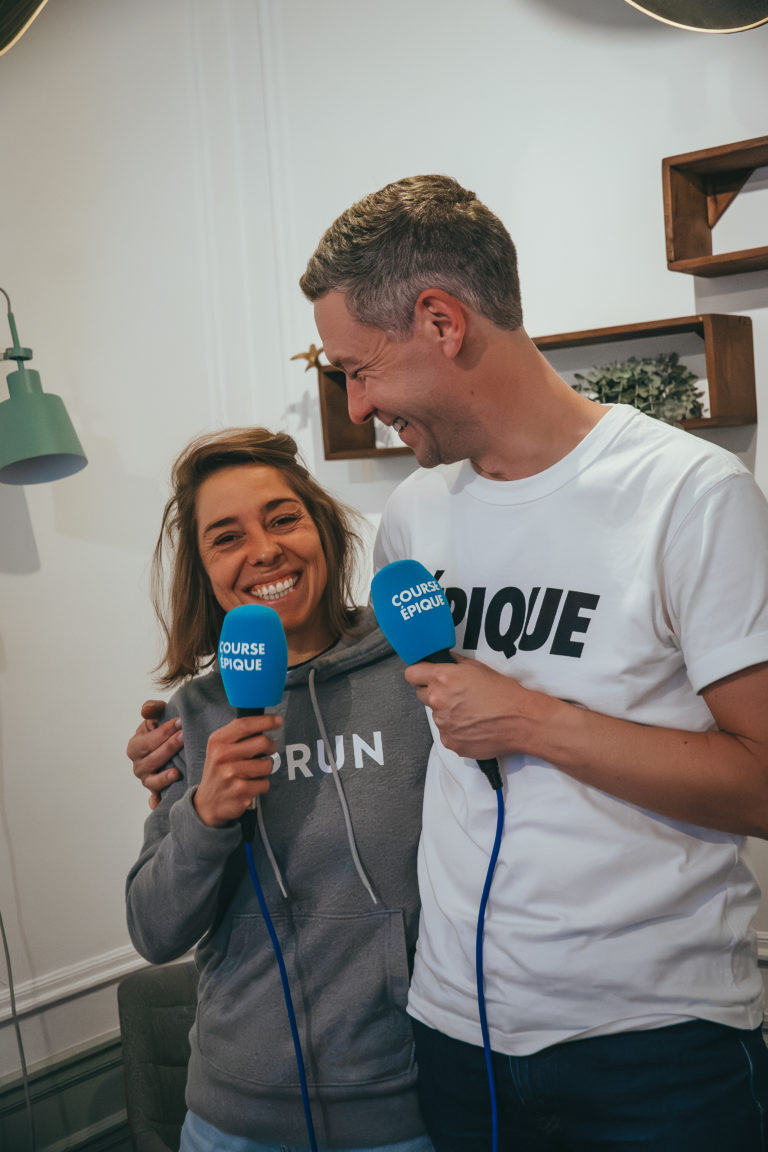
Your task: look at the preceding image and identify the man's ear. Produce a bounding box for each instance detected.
[413,289,467,359]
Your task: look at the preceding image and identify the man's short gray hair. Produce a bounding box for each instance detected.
[300,175,523,338]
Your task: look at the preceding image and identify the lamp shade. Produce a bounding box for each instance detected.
[0,365,87,484]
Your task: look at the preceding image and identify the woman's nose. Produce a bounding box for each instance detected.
[245,531,281,566]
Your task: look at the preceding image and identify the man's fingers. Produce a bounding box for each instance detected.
[128,717,182,763]
[144,767,180,808]
[130,723,183,789]
[146,716,182,747]
[140,699,167,722]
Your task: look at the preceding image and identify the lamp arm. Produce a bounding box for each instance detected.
[1,286,33,364]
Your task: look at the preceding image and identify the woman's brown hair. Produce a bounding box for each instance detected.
[151,427,364,686]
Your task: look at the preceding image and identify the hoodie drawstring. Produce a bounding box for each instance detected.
[308,667,379,906]
[256,794,289,899]
[253,666,380,907]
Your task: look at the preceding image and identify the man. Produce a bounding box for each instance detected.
[299,175,768,1150]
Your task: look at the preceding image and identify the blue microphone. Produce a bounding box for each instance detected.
[371,559,456,664]
[218,604,288,715]
[371,560,503,790]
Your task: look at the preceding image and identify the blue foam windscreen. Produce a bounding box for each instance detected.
[371,559,456,664]
[218,604,289,710]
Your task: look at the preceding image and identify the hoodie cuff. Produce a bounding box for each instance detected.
[168,787,243,859]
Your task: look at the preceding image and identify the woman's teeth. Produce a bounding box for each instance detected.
[249,575,297,601]
[393,417,408,434]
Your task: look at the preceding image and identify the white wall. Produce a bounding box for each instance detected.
[1,0,767,1077]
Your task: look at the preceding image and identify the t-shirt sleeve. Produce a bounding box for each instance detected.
[663,471,768,693]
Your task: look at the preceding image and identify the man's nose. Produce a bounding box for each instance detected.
[346,378,374,425]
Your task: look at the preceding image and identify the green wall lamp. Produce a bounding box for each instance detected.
[0,287,88,484]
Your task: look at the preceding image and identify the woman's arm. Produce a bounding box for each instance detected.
[125,714,282,963]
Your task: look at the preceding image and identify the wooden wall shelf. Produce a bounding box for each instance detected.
[313,312,755,458]
[662,136,768,277]
[534,314,756,429]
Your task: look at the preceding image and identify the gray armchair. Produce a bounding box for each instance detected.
[117,961,198,1152]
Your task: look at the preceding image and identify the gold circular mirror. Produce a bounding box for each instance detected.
[0,0,49,55]
[624,0,768,31]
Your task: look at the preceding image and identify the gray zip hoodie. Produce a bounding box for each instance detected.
[125,608,432,1147]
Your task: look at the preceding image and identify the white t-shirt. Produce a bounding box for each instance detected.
[375,404,768,1055]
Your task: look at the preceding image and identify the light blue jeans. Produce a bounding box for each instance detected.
[180,1109,435,1152]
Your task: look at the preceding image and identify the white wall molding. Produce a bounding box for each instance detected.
[187,0,289,432]
[253,0,300,388]
[0,945,145,1024]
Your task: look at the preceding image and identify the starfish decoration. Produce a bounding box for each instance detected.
[290,344,323,371]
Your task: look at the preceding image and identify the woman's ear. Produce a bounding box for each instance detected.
[413,289,467,360]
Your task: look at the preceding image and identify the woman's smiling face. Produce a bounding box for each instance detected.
[196,463,333,663]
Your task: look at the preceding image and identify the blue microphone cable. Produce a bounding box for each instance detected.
[243,837,319,1152]
[476,782,505,1152]
[369,559,507,1144]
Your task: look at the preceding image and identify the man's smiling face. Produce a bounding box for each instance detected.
[314,290,469,470]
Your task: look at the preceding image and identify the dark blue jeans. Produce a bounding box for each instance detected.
[413,1017,768,1151]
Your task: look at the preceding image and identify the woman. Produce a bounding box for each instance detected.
[125,427,434,1152]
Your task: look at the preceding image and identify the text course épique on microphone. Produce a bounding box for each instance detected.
[219,639,268,672]
[391,579,446,621]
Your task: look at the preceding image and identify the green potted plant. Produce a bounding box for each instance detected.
[571,352,706,424]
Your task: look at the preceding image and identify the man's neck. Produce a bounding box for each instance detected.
[463,329,609,482]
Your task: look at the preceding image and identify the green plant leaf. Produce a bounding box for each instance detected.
[570,351,704,423]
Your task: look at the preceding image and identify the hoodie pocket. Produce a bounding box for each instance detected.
[196,908,415,1094]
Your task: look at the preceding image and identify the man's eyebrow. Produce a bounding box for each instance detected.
[325,353,355,373]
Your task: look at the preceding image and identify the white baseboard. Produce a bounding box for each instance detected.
[0,945,146,1023]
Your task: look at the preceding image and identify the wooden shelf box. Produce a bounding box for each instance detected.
[533,314,756,429]
[662,135,768,277]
